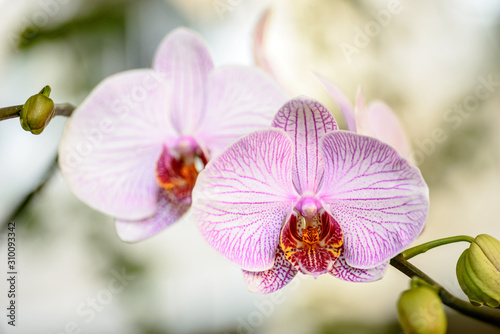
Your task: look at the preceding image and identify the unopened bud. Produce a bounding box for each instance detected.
[397,285,447,334]
[456,234,500,308]
[19,85,55,135]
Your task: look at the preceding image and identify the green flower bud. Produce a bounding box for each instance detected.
[19,86,55,135]
[397,285,447,334]
[456,234,500,308]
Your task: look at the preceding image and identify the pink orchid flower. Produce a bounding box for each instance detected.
[315,74,413,162]
[59,28,286,242]
[192,97,429,294]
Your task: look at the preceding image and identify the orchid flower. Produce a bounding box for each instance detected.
[58,28,286,242]
[315,74,413,162]
[192,97,429,294]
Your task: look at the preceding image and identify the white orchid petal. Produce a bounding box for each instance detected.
[115,189,191,242]
[272,97,338,194]
[192,129,297,271]
[318,131,429,268]
[198,66,287,157]
[153,28,214,134]
[59,70,175,220]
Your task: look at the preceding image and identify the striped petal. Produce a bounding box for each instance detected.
[192,129,298,271]
[59,70,175,220]
[242,247,298,294]
[153,28,214,135]
[272,97,338,195]
[329,253,388,282]
[317,131,429,268]
[197,66,287,157]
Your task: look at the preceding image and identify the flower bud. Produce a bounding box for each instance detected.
[19,86,55,135]
[397,285,447,334]
[456,234,500,308]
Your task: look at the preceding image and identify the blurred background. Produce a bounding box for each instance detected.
[1,0,500,333]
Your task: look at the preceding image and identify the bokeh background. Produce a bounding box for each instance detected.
[1,0,500,333]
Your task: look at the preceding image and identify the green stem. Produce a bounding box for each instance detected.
[402,235,475,260]
[0,105,24,120]
[0,103,75,121]
[390,254,500,327]
[0,101,74,226]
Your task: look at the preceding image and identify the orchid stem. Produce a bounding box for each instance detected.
[390,254,500,327]
[0,105,24,120]
[1,155,59,231]
[402,235,475,260]
[0,103,75,121]
[0,101,74,227]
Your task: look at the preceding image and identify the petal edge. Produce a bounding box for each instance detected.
[153,28,214,134]
[59,69,175,220]
[115,189,191,242]
[329,253,388,282]
[243,247,298,294]
[192,128,298,271]
[318,131,429,268]
[198,65,287,157]
[272,97,338,194]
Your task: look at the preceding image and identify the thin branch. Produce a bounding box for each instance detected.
[52,103,75,117]
[0,105,23,120]
[390,254,500,327]
[0,103,75,121]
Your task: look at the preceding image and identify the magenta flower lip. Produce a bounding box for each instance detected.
[192,96,429,293]
[58,27,287,242]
